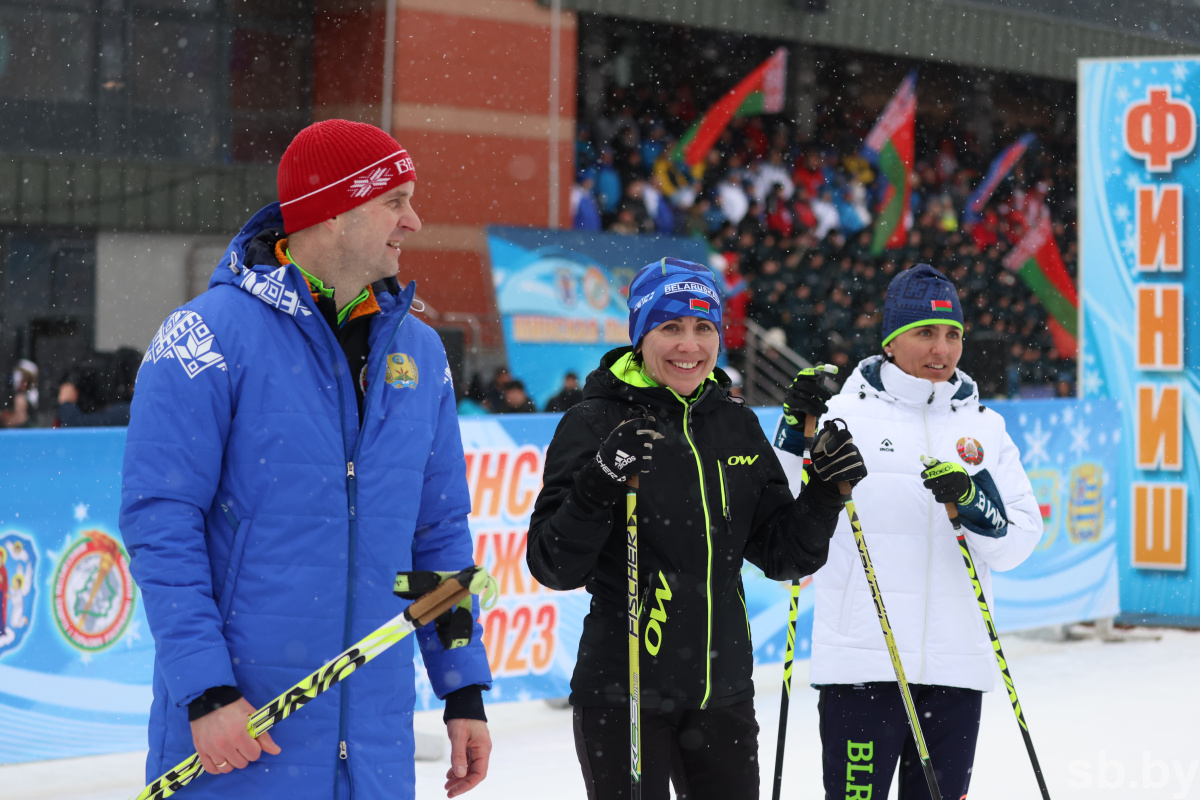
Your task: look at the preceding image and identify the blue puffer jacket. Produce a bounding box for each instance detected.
[120,204,491,800]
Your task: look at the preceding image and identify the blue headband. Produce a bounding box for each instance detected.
[627,257,723,350]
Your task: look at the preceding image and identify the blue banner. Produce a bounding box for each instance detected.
[0,399,1121,763]
[986,400,1121,628]
[486,227,711,408]
[1079,57,1200,618]
[0,429,151,764]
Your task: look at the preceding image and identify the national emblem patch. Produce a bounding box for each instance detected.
[956,436,984,465]
[385,353,419,389]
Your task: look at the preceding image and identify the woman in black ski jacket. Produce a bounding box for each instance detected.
[527,258,868,800]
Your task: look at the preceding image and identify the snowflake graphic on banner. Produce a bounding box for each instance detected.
[240,266,312,317]
[1021,418,1052,468]
[1069,420,1092,459]
[349,167,391,198]
[146,310,227,379]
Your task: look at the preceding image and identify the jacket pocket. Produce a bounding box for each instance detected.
[214,504,252,624]
[736,581,751,641]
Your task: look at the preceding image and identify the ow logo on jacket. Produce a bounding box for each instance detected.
[726,455,760,466]
[644,571,673,656]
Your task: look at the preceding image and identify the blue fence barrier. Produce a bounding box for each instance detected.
[0,397,1119,764]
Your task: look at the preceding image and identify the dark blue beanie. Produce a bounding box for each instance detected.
[627,257,723,350]
[880,264,964,346]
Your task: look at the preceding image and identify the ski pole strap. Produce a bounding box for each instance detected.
[954,469,1009,538]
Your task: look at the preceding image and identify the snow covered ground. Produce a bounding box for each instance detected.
[3,626,1197,800]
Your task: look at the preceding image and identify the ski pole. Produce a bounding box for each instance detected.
[935,494,1052,800]
[626,474,642,800]
[132,565,494,800]
[770,413,817,800]
[838,476,942,800]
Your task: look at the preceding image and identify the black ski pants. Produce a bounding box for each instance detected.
[819,682,982,800]
[573,700,760,800]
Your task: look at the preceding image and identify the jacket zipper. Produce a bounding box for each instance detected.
[220,503,239,530]
[918,388,936,682]
[716,460,731,522]
[301,272,411,799]
[676,388,714,709]
[337,312,409,797]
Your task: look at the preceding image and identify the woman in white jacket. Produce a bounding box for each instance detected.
[807,264,1042,800]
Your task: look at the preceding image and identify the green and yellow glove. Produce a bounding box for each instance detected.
[920,457,1009,538]
[920,458,976,505]
[393,567,499,649]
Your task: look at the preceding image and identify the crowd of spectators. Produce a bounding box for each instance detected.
[1,348,140,428]
[571,83,1078,398]
[457,368,584,415]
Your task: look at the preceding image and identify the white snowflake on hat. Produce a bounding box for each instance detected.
[349,166,392,198]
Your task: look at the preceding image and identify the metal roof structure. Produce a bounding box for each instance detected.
[541,0,1200,81]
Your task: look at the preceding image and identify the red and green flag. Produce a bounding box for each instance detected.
[670,48,787,170]
[1003,207,1079,357]
[862,71,917,256]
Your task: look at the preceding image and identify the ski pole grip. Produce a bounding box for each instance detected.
[406,578,471,627]
[943,502,962,530]
[838,481,851,497]
[803,416,817,441]
[627,475,639,490]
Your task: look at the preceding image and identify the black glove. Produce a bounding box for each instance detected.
[593,412,664,484]
[810,419,867,489]
[920,458,975,505]
[783,364,837,433]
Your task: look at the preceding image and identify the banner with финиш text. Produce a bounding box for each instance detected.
[1,399,1118,764]
[1079,57,1200,620]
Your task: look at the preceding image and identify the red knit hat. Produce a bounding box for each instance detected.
[277,119,417,233]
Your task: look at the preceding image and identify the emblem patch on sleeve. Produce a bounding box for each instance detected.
[146,310,227,378]
[385,353,419,389]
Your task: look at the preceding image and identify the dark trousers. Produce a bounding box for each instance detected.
[573,701,760,800]
[819,682,982,800]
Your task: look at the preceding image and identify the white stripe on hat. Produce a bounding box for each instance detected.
[280,149,410,207]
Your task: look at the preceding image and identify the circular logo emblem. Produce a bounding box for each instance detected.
[582,267,611,311]
[1,532,38,657]
[53,531,136,651]
[956,437,985,466]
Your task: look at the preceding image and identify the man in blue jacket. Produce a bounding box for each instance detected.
[120,120,492,800]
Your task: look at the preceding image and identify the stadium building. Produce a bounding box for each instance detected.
[1,0,1197,418]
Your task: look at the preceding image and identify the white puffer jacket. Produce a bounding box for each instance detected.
[808,356,1042,692]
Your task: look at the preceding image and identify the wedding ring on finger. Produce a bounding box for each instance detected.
[215,761,229,770]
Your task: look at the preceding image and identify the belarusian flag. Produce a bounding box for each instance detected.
[1002,206,1078,357]
[862,71,917,256]
[671,48,787,169]
[964,133,1037,225]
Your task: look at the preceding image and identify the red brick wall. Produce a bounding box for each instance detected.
[313,0,578,353]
